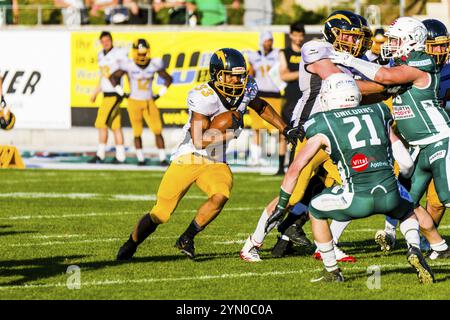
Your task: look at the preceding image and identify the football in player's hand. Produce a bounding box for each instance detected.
[209,111,242,133]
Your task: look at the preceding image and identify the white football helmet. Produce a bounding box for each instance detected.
[319,73,361,111]
[381,17,427,60]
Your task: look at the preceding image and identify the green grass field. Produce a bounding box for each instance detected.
[1,169,450,300]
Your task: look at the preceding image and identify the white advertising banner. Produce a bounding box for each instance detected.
[0,31,71,129]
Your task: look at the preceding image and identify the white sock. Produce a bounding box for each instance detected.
[385,216,398,237]
[430,239,448,252]
[158,149,166,162]
[252,209,269,244]
[249,143,261,163]
[330,220,351,244]
[97,144,106,160]
[136,149,145,162]
[399,218,420,249]
[115,145,126,162]
[315,240,338,272]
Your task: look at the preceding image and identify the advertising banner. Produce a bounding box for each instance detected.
[0,31,71,129]
[71,31,285,126]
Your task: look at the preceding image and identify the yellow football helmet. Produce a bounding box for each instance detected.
[371,28,387,56]
[132,39,151,66]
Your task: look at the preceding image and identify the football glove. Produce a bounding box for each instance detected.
[231,112,244,138]
[382,84,411,96]
[330,51,354,67]
[283,125,304,145]
[265,206,287,234]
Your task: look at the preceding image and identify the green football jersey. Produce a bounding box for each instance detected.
[392,51,450,145]
[304,103,396,192]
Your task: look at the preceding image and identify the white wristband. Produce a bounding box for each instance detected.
[349,58,382,81]
[392,140,414,178]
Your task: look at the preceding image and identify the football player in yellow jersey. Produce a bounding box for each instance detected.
[90,31,128,164]
[110,39,173,166]
[0,77,15,130]
[116,48,301,260]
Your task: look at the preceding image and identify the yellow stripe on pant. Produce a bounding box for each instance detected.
[94,94,122,130]
[149,154,233,224]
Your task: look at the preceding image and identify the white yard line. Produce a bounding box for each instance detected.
[1,261,450,291]
[0,207,263,221]
[0,192,205,201]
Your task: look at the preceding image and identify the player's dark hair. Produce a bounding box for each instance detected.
[290,22,305,34]
[100,31,112,40]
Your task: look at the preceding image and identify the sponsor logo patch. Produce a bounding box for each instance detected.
[393,105,415,120]
[408,59,432,67]
[429,150,446,164]
[351,153,369,172]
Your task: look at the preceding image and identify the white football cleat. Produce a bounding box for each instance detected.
[240,236,262,262]
[313,242,357,263]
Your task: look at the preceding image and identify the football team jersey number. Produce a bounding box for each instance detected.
[343,115,382,149]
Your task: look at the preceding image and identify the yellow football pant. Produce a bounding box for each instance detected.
[127,98,163,137]
[94,94,122,130]
[149,154,233,224]
[289,138,342,206]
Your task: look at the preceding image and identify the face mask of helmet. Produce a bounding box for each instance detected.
[426,36,450,65]
[215,67,248,98]
[381,18,427,60]
[332,28,366,57]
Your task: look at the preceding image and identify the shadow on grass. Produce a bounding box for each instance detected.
[0,225,38,238]
[0,255,88,286]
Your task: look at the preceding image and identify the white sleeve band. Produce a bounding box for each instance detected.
[158,86,168,97]
[349,58,383,81]
[392,140,414,178]
[114,85,124,97]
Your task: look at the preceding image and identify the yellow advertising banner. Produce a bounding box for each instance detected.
[71,31,285,112]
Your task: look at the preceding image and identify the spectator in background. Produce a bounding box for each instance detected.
[0,0,19,25]
[88,0,139,24]
[153,0,196,25]
[232,0,272,26]
[279,21,304,129]
[185,0,226,26]
[54,0,89,25]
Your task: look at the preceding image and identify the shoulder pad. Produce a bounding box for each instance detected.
[151,58,164,71]
[302,40,333,65]
[187,85,218,116]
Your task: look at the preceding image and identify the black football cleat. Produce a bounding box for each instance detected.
[428,247,450,260]
[407,246,435,284]
[111,157,126,164]
[116,238,138,261]
[175,236,195,259]
[160,159,169,166]
[284,224,312,247]
[88,156,104,164]
[310,268,345,283]
[137,160,147,166]
[271,236,294,258]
